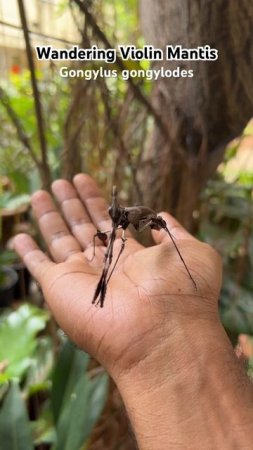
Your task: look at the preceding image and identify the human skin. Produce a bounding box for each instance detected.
[14,174,253,449]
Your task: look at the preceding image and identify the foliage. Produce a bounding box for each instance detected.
[51,340,108,450]
[0,0,149,200]
[0,70,70,188]
[0,304,50,382]
[0,305,108,449]
[199,138,253,339]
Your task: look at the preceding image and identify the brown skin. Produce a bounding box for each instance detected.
[14,174,253,449]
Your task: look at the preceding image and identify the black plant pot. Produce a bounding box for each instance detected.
[0,266,19,307]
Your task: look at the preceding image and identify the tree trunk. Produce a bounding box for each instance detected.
[139,0,253,230]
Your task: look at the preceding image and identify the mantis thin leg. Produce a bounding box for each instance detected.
[92,226,117,307]
[88,226,123,262]
[107,230,127,283]
[139,219,196,290]
[88,229,112,262]
[164,225,197,290]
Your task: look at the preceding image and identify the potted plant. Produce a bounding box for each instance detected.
[0,190,30,246]
[0,250,19,307]
[0,180,31,302]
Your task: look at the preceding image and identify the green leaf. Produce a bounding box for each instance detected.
[7,171,30,194]
[0,194,30,211]
[0,304,49,380]
[54,372,108,450]
[32,406,56,446]
[24,336,53,395]
[0,382,33,450]
[33,419,56,446]
[0,250,17,266]
[51,339,89,423]
[84,373,109,434]
[0,192,12,209]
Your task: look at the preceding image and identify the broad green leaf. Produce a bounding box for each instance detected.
[83,373,109,435]
[0,382,33,450]
[0,194,30,211]
[51,339,89,423]
[54,372,108,450]
[0,304,49,380]
[0,192,12,209]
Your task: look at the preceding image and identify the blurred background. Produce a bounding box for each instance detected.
[0,1,253,449]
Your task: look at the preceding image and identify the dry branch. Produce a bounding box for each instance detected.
[71,0,169,139]
[17,0,51,190]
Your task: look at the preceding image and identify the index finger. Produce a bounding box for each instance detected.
[73,174,132,239]
[13,234,55,284]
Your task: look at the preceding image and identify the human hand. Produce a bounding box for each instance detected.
[14,174,222,381]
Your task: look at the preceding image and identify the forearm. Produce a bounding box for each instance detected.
[116,319,253,450]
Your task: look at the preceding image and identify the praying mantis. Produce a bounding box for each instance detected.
[92,186,197,307]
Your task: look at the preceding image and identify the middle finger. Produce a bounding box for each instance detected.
[52,179,104,251]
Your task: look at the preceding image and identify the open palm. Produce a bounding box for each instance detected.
[14,174,222,380]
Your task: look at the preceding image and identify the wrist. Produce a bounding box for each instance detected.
[115,318,253,450]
